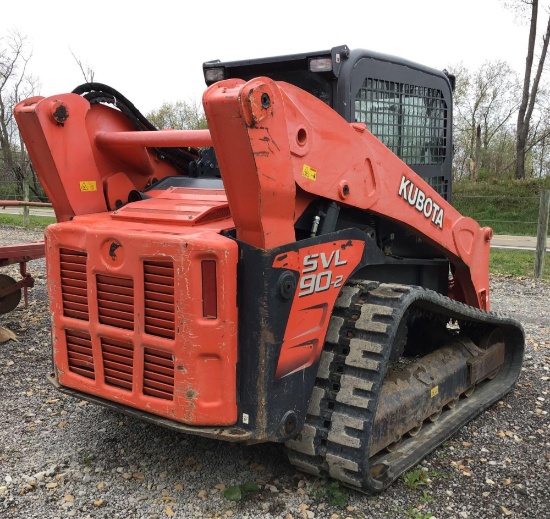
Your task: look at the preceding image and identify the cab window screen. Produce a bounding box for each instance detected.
[355,78,447,165]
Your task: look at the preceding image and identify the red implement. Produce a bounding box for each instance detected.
[0,241,45,313]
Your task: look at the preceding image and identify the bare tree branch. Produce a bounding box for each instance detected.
[513,0,550,178]
[0,29,42,202]
[70,48,95,83]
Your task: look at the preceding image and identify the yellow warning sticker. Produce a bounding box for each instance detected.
[79,181,97,192]
[430,386,439,398]
[302,164,317,181]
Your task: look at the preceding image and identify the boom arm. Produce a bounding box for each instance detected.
[202,78,492,309]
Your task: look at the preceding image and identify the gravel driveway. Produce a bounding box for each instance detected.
[1,227,548,519]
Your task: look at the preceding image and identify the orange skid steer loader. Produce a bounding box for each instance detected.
[14,45,524,493]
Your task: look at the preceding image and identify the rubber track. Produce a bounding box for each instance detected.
[285,281,524,493]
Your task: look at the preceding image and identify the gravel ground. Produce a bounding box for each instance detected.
[0,226,548,519]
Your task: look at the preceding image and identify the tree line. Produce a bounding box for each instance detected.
[0,31,42,201]
[454,0,550,182]
[1,0,549,202]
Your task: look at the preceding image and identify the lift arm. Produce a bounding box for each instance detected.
[202,78,491,309]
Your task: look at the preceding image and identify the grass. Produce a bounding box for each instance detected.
[405,507,434,519]
[405,506,434,519]
[310,479,349,508]
[402,468,430,490]
[0,213,55,229]
[490,248,550,281]
[402,467,448,491]
[80,449,95,466]
[222,481,260,502]
[400,468,447,519]
[453,177,550,236]
[322,480,349,507]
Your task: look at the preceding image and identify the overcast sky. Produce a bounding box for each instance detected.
[0,0,542,114]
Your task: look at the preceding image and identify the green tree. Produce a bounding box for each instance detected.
[146,100,207,130]
[451,60,520,180]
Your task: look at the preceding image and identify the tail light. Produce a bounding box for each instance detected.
[201,260,217,319]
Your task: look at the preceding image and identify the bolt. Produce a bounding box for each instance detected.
[261,93,271,109]
[278,271,296,300]
[51,102,69,126]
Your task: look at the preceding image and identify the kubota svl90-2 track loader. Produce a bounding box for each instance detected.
[14,45,524,493]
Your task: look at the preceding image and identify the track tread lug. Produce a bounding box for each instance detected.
[306,386,324,416]
[325,453,361,487]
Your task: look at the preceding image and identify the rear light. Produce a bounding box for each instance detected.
[309,57,332,72]
[204,67,226,84]
[201,260,218,319]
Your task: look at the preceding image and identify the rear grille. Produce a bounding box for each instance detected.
[143,347,174,400]
[96,274,134,330]
[60,249,89,320]
[144,261,175,339]
[66,330,94,379]
[101,337,134,391]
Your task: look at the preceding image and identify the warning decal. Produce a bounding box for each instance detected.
[79,181,97,192]
[302,164,317,181]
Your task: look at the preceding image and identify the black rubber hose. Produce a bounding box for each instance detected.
[72,83,199,168]
[72,83,156,130]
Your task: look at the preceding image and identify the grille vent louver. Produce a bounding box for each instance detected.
[60,249,89,320]
[144,261,175,339]
[143,347,175,400]
[66,330,94,379]
[101,337,134,391]
[195,206,231,224]
[96,274,134,330]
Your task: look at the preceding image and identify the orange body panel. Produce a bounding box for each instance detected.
[46,211,238,425]
[112,186,230,225]
[272,239,365,379]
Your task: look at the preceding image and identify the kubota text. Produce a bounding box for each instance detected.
[398,175,444,229]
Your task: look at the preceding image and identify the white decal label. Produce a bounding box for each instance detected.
[398,175,444,229]
[299,250,347,297]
